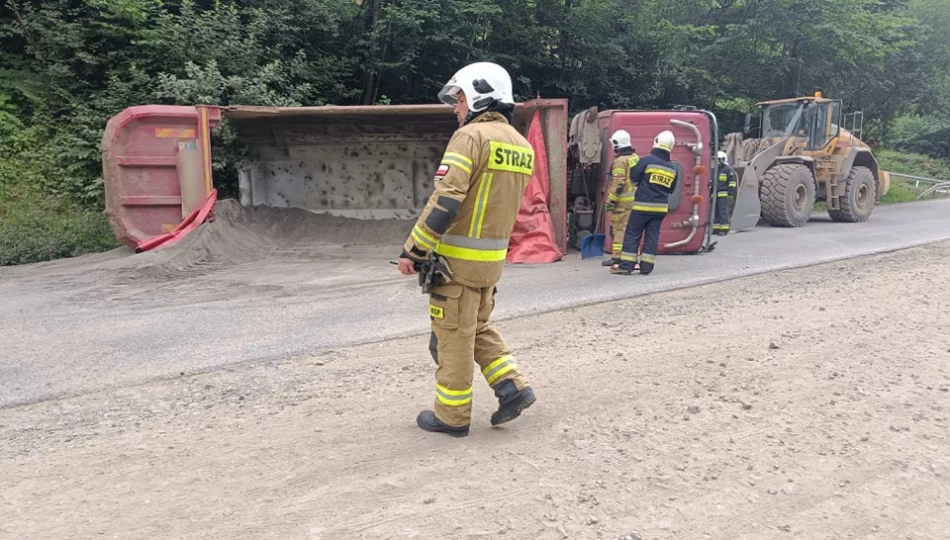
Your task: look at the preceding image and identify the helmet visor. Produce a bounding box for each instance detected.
[438,84,461,106]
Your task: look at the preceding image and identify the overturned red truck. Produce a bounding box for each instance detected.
[100,99,721,258]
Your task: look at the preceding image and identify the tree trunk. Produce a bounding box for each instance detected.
[360,0,383,105]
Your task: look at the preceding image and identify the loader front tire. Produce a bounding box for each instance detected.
[760,163,816,227]
[828,166,876,223]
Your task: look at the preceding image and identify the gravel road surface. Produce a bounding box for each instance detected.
[2,240,948,539]
[1,199,949,407]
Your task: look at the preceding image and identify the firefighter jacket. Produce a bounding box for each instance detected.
[718,162,738,199]
[628,148,679,215]
[606,149,640,212]
[402,111,535,289]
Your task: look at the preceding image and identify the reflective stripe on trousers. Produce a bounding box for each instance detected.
[436,383,473,407]
[482,355,518,385]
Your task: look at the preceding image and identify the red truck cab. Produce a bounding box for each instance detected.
[569,107,720,256]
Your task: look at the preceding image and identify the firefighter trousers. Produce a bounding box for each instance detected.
[427,282,530,427]
[619,211,665,274]
[713,190,731,234]
[609,208,632,259]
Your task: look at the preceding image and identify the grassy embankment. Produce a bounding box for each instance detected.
[0,121,120,266]
[0,174,119,267]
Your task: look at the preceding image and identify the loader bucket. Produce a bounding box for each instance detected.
[729,164,762,232]
[729,137,789,232]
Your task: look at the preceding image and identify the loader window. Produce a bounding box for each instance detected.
[807,101,840,151]
[762,103,805,139]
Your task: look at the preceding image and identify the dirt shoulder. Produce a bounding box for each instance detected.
[2,241,949,540]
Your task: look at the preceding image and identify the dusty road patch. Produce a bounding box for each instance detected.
[2,242,950,540]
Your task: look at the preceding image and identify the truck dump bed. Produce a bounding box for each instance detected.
[102,101,569,254]
[225,100,569,251]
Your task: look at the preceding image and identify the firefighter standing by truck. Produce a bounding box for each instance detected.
[602,130,640,267]
[610,130,679,276]
[396,61,537,438]
[713,151,738,236]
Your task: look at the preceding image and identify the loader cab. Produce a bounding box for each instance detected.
[753,95,843,152]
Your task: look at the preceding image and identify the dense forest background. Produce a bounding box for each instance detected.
[1,0,949,264]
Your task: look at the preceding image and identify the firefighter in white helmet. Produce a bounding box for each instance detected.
[713,150,738,235]
[602,129,640,266]
[611,130,679,275]
[396,61,536,437]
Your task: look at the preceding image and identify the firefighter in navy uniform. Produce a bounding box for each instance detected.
[610,130,678,276]
[713,151,738,236]
[601,130,640,267]
[396,61,537,438]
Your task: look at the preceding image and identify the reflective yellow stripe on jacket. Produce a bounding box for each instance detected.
[436,234,509,262]
[469,173,494,238]
[442,152,473,174]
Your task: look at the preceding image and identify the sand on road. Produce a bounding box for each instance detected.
[2,241,949,540]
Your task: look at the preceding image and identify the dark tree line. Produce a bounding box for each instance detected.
[1,0,948,213]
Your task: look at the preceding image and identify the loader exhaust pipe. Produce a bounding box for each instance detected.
[664,119,703,249]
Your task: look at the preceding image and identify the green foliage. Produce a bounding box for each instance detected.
[0,181,119,266]
[1,0,950,264]
[0,116,118,265]
[877,149,950,181]
[876,149,950,204]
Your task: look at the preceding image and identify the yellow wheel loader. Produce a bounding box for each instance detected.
[722,94,891,231]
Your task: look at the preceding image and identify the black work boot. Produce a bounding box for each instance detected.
[416,410,469,437]
[490,379,537,426]
[601,257,619,267]
[609,263,632,275]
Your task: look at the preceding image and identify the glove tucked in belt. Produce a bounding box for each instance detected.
[395,251,453,294]
[417,253,452,294]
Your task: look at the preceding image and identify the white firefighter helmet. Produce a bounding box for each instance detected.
[610,129,632,150]
[653,130,675,152]
[438,62,514,112]
[717,150,728,164]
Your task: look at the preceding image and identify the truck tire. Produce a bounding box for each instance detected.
[760,163,816,227]
[828,166,876,223]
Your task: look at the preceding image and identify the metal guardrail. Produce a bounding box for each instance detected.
[887,173,950,200]
[918,182,950,199]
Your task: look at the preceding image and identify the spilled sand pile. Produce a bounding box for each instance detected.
[125,199,415,280]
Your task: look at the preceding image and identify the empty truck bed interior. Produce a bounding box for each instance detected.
[224,100,568,251]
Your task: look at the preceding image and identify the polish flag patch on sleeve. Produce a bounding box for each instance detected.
[434,164,450,181]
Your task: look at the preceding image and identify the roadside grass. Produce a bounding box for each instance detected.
[0,176,119,267]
